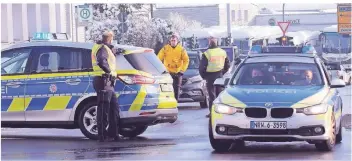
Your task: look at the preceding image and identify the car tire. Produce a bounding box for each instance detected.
[78,101,99,140]
[119,125,148,138]
[209,117,232,153]
[315,114,336,151]
[200,96,209,109]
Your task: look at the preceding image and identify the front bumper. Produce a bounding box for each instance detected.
[212,109,332,142]
[120,108,178,126]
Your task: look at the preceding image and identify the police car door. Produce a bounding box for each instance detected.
[25,46,91,122]
[1,48,32,121]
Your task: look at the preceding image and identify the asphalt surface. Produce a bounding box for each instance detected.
[1,86,351,160]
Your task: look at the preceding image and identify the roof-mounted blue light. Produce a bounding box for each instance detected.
[30,32,69,42]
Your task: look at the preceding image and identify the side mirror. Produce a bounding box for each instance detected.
[234,58,241,65]
[330,78,346,88]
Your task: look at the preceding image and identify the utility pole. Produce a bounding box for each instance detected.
[150,4,154,18]
[226,4,231,38]
[282,3,285,21]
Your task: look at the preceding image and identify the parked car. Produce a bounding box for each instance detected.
[325,62,351,85]
[178,50,208,108]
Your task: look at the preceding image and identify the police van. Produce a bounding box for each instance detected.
[1,33,178,140]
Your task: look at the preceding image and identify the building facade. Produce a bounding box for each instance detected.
[154,4,259,27]
[1,4,78,44]
[248,9,338,32]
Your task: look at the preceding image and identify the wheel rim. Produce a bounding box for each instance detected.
[83,106,109,135]
[330,115,336,145]
[83,106,98,135]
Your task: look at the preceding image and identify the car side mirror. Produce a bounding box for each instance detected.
[234,58,241,65]
[214,78,230,87]
[330,78,346,88]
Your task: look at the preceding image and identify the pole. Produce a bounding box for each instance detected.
[282,3,285,21]
[226,4,231,38]
[150,4,154,18]
[75,6,79,42]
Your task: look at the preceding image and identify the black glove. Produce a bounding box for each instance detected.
[115,48,125,55]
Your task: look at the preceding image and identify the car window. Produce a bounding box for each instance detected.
[232,62,324,86]
[123,51,167,75]
[188,55,200,69]
[320,61,331,85]
[1,48,31,75]
[326,64,341,70]
[30,47,92,73]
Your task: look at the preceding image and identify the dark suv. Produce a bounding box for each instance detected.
[178,51,208,108]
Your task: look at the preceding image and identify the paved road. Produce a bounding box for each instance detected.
[2,86,351,160]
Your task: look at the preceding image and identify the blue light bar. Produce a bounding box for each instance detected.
[32,32,52,40]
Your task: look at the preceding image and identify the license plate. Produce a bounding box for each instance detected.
[250,121,287,129]
[161,84,173,92]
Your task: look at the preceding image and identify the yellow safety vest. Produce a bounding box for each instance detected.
[91,44,117,77]
[204,48,227,72]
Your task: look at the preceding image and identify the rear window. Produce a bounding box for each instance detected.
[326,64,340,70]
[188,55,200,69]
[124,52,167,75]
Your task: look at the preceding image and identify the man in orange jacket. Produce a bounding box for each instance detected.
[158,34,189,101]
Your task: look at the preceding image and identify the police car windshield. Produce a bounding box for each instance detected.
[123,52,167,75]
[232,62,324,86]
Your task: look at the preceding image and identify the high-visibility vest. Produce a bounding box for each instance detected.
[91,44,117,77]
[203,48,227,72]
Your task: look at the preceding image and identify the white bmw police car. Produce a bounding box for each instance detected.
[210,45,345,152]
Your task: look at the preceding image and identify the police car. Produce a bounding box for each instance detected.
[210,45,345,152]
[1,33,178,140]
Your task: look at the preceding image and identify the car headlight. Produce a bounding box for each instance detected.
[297,104,328,115]
[214,104,243,115]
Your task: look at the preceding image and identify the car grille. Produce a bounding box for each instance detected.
[245,108,267,118]
[271,108,293,118]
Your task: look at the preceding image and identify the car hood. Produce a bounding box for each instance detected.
[217,85,331,108]
[183,69,199,78]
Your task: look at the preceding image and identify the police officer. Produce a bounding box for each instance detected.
[158,33,189,100]
[91,30,120,142]
[199,36,230,118]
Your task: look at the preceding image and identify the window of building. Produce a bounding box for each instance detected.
[231,10,236,22]
[244,10,248,22]
[238,10,242,21]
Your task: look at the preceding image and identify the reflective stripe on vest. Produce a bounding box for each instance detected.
[91,44,117,77]
[204,48,227,72]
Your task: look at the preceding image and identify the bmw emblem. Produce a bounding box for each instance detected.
[265,102,273,107]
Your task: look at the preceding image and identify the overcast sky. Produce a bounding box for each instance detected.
[156,3,337,10]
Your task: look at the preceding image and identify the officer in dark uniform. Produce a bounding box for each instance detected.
[91,31,120,142]
[199,36,230,118]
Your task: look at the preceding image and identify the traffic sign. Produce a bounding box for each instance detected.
[77,4,93,25]
[337,3,351,34]
[118,23,128,33]
[277,22,290,36]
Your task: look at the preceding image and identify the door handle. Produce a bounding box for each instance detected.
[65,78,81,85]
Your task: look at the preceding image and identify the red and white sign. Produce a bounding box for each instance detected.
[277,22,290,36]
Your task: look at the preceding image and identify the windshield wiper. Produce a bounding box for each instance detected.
[162,71,169,74]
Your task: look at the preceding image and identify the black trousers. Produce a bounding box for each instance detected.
[170,73,182,101]
[205,77,222,112]
[93,76,119,140]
